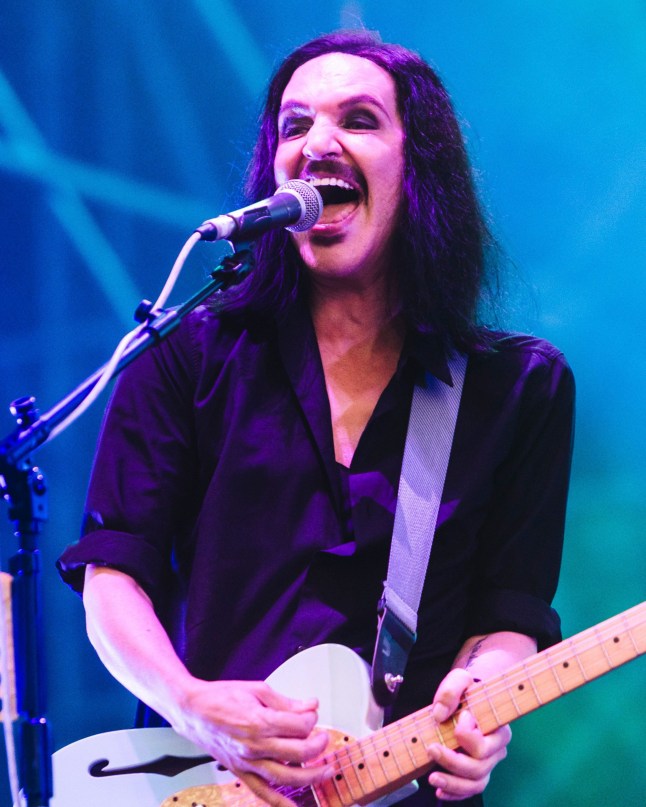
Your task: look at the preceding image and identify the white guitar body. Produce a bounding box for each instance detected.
[50,644,417,807]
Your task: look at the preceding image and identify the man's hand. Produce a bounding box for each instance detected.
[83,567,334,807]
[174,678,334,807]
[427,668,511,802]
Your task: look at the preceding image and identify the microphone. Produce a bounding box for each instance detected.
[196,179,323,243]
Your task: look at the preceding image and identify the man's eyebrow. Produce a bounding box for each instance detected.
[278,101,311,118]
[338,94,389,117]
[278,94,390,118]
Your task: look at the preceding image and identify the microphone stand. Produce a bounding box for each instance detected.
[0,248,252,806]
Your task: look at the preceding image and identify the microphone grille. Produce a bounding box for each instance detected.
[276,180,323,232]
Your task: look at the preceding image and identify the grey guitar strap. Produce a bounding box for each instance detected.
[371,352,467,706]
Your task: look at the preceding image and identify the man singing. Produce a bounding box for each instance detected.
[59,30,574,805]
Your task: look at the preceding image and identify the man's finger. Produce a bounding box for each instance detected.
[236,769,297,807]
[431,669,474,722]
[239,727,330,764]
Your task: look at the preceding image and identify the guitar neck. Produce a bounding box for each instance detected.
[315,602,646,807]
[466,600,646,735]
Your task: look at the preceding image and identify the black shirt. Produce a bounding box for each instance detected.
[58,302,575,805]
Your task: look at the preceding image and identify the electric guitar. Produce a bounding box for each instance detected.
[50,601,646,807]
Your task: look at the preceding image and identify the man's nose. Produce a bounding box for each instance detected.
[302,122,342,161]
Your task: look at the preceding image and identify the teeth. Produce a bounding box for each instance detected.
[307,177,355,191]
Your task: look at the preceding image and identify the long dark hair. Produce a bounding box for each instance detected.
[220,30,500,351]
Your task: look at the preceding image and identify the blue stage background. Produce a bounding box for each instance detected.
[1,2,644,804]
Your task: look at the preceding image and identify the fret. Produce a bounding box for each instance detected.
[314,775,342,807]
[320,745,352,807]
[348,736,382,799]
[330,762,351,807]
[622,613,640,654]
[525,660,544,706]
[432,718,450,746]
[300,786,321,807]
[501,675,522,716]
[578,642,616,681]
[602,625,640,667]
[406,716,435,766]
[373,734,404,785]
[335,741,365,804]
[494,672,525,722]
[409,710,442,763]
[408,706,451,749]
[571,639,590,682]
[395,720,418,769]
[356,728,410,799]
[470,678,522,735]
[550,652,586,692]
[595,627,614,668]
[366,731,391,788]
[356,735,380,793]
[545,649,566,694]
[388,725,410,778]
[484,674,518,726]
[410,711,431,749]
[534,660,567,703]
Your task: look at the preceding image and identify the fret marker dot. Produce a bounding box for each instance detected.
[383,751,390,757]
[411,737,418,743]
[358,763,365,770]
[518,684,525,691]
[336,774,343,781]
[613,637,620,643]
[563,662,569,668]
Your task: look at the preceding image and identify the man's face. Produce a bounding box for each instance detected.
[274,52,405,286]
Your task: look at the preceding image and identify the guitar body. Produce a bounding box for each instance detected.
[51,727,228,806]
[50,644,417,806]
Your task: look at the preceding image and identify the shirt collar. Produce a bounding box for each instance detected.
[276,300,456,387]
[400,329,455,386]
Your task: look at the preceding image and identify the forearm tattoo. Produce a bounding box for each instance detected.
[464,637,487,669]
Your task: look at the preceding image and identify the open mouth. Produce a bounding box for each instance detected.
[306,177,362,225]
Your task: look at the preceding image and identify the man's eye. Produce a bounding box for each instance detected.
[280,119,311,138]
[345,114,378,130]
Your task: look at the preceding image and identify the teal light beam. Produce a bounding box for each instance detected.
[0,136,211,229]
[0,69,219,330]
[111,0,224,197]
[191,0,270,99]
[48,189,142,326]
[0,66,211,227]
[0,67,47,147]
[0,69,143,327]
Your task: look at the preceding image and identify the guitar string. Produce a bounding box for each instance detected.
[172,609,646,806]
[459,609,646,720]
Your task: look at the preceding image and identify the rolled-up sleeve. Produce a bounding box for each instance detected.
[57,314,200,603]
[464,345,575,649]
